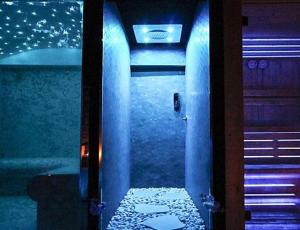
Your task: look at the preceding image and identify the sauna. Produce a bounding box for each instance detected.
[242,3,300,230]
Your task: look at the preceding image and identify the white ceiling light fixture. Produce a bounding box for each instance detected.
[133,24,182,44]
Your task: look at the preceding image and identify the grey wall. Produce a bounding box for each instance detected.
[185,1,211,225]
[0,66,81,158]
[130,74,186,188]
[102,2,131,228]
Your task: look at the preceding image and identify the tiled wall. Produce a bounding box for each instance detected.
[130,74,186,188]
[131,48,185,66]
[0,66,81,158]
[102,1,131,228]
[185,1,211,225]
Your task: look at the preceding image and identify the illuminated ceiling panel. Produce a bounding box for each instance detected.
[133,24,182,44]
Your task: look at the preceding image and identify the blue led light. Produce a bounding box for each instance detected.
[144,37,150,43]
[142,27,149,33]
[167,27,174,33]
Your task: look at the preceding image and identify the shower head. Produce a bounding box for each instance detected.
[133,24,182,44]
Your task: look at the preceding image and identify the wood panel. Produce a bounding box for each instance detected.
[243,59,300,127]
[244,131,300,164]
[243,0,300,3]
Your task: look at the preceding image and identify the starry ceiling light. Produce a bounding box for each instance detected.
[0,1,83,59]
[133,24,182,44]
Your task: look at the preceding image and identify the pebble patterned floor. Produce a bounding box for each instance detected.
[107,188,206,230]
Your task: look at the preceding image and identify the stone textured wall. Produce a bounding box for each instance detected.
[130,74,186,188]
[131,48,186,66]
[0,66,81,158]
[185,1,211,225]
[102,1,131,228]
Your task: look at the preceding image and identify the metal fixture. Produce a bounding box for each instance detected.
[200,194,223,213]
[182,116,188,122]
[89,199,106,216]
[174,93,181,112]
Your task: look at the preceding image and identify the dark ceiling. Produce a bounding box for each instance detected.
[115,0,198,49]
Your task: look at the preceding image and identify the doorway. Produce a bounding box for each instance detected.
[80,0,244,229]
[100,0,212,228]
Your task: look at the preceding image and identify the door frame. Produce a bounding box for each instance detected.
[81,0,103,229]
[210,0,244,229]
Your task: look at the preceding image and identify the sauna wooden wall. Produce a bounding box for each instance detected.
[244,58,300,128]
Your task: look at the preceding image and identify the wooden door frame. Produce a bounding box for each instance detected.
[81,0,103,229]
[210,0,244,229]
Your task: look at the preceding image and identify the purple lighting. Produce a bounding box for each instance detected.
[278,155,300,158]
[243,38,300,42]
[243,45,300,48]
[244,147,274,150]
[245,184,295,187]
[245,174,300,179]
[244,131,300,134]
[244,130,300,228]
[245,194,295,197]
[245,203,296,206]
[278,147,300,150]
[244,139,274,142]
[244,156,274,158]
[244,55,300,58]
[278,139,300,142]
[244,50,300,53]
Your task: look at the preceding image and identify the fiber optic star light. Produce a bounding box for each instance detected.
[0,1,83,59]
[133,24,182,44]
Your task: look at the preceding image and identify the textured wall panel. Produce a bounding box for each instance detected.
[102,2,131,228]
[185,1,211,226]
[0,67,81,158]
[130,74,186,188]
[131,48,186,66]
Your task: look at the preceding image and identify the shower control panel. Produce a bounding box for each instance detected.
[174,93,181,112]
